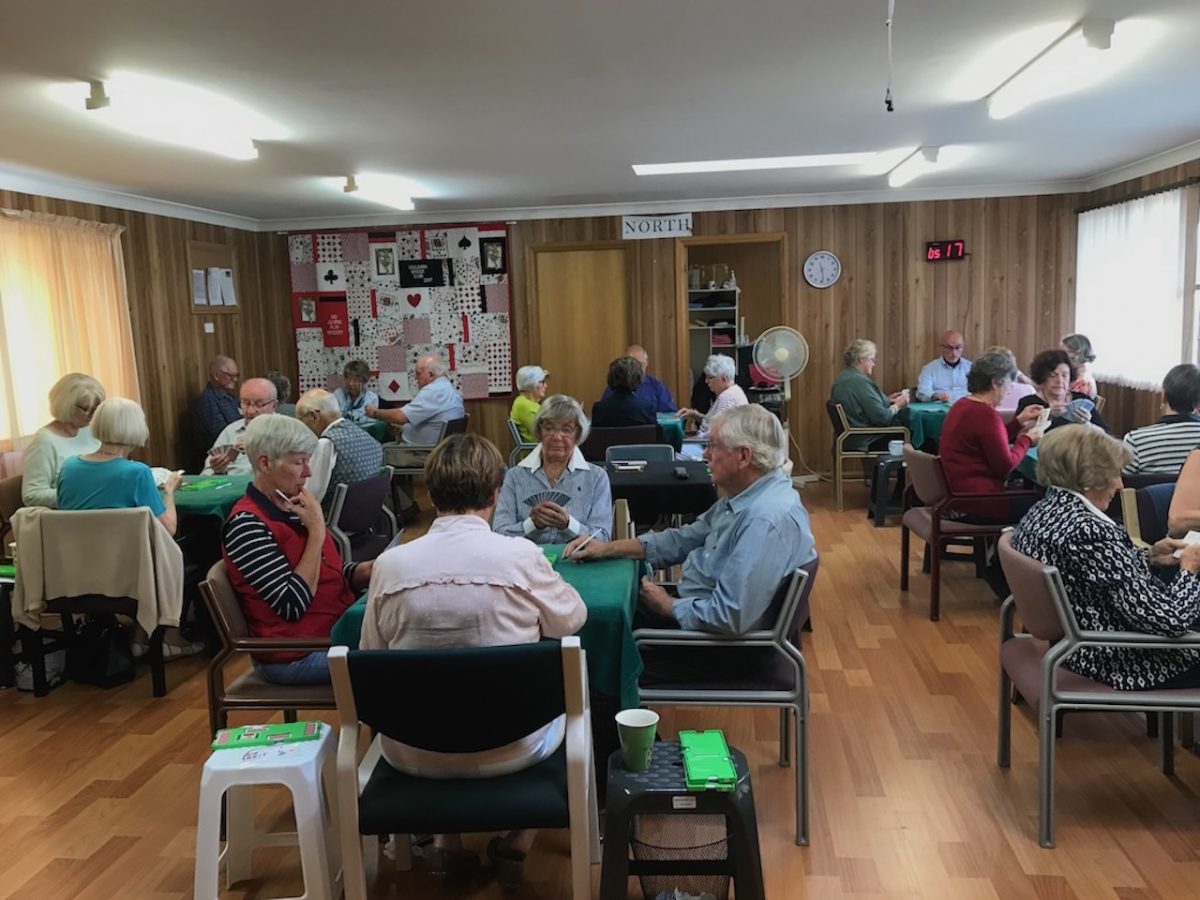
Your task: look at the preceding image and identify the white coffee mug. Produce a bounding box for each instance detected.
[888,439,904,457]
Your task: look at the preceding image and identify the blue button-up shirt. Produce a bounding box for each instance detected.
[639,467,817,635]
[401,376,465,444]
[916,357,972,402]
[492,446,612,544]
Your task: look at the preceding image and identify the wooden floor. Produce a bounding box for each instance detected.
[4,479,1200,899]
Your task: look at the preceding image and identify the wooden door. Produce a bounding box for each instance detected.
[529,244,630,408]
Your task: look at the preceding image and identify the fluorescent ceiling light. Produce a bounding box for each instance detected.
[632,152,878,176]
[47,72,284,160]
[887,146,970,188]
[338,173,433,211]
[986,18,1160,120]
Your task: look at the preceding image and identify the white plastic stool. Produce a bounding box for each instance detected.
[194,722,340,900]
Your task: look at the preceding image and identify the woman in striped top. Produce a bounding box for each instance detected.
[1122,364,1200,476]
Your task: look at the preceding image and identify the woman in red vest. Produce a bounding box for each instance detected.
[221,415,373,684]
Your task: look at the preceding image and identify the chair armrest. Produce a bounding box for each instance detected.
[229,637,333,653]
[843,425,910,438]
[1072,629,1200,650]
[633,626,777,648]
[940,489,1039,515]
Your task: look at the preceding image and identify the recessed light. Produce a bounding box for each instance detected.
[632,152,880,176]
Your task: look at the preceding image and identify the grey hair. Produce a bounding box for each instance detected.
[966,348,1019,394]
[89,397,149,447]
[295,388,340,419]
[420,354,447,377]
[1061,333,1096,365]
[710,404,787,471]
[533,394,591,444]
[703,354,737,382]
[515,365,548,392]
[48,372,105,422]
[243,414,318,472]
[843,339,876,367]
[1036,424,1131,493]
[265,370,293,403]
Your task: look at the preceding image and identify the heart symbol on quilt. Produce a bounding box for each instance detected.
[407,293,421,308]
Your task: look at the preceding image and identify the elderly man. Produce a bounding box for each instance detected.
[1123,364,1200,475]
[830,338,909,451]
[295,388,384,510]
[916,330,972,403]
[191,355,242,450]
[202,377,278,475]
[601,343,677,413]
[565,405,816,678]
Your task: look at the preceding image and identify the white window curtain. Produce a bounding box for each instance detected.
[1075,186,1199,388]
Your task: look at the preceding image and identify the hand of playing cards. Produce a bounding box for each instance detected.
[524,490,571,508]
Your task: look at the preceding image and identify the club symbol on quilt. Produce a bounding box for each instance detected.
[323,269,341,286]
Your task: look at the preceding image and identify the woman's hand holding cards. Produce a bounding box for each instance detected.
[531,501,569,530]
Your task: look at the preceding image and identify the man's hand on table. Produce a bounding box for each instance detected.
[564,534,606,560]
[638,577,675,618]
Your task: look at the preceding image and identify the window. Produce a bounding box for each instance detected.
[0,211,141,448]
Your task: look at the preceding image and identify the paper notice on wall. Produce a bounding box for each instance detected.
[207,268,224,306]
[219,268,237,306]
[191,269,208,305]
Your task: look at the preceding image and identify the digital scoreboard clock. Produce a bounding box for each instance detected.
[925,239,967,261]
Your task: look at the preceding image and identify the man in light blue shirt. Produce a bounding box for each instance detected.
[565,404,816,652]
[916,330,972,402]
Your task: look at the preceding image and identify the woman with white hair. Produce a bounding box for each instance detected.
[221,415,373,685]
[676,355,749,455]
[510,364,548,442]
[493,394,612,544]
[22,372,106,507]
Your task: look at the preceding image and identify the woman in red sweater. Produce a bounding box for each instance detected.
[939,347,1047,523]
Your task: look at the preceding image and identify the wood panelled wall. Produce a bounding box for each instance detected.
[0,190,294,468]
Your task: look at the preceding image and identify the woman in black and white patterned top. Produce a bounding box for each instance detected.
[1011,426,1200,690]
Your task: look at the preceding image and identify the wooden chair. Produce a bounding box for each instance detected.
[996,532,1200,847]
[612,497,633,541]
[0,474,22,548]
[1119,482,1175,549]
[325,466,398,562]
[900,446,1037,621]
[198,560,335,739]
[825,402,909,511]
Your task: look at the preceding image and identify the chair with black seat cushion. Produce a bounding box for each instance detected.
[632,559,818,846]
[996,531,1200,847]
[329,638,599,900]
[579,424,658,463]
[326,466,398,563]
[826,402,909,511]
[900,446,1038,621]
[199,560,335,739]
[383,415,469,513]
[605,444,675,463]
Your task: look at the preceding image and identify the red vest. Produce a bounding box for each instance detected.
[223,491,355,662]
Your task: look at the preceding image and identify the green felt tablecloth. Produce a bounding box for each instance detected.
[898,401,950,448]
[358,418,391,443]
[1016,446,1040,484]
[330,543,643,708]
[656,414,685,452]
[174,474,251,519]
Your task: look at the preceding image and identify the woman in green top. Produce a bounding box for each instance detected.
[510,365,548,442]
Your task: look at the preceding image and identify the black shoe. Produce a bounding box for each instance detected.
[486,836,526,891]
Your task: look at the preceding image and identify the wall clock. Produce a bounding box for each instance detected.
[803,250,841,288]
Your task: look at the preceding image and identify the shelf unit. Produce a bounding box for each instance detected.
[687,287,740,355]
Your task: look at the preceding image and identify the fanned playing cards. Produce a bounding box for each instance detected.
[524,490,571,508]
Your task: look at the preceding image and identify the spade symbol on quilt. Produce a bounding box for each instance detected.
[458,235,472,249]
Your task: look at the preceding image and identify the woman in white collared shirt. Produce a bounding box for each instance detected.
[492,394,611,544]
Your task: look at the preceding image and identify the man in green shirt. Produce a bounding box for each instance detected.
[830,338,909,451]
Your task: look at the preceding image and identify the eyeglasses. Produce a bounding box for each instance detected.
[541,424,577,437]
[241,398,277,410]
[941,344,964,351]
[219,369,239,379]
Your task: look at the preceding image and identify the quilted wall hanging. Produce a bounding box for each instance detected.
[287,223,512,401]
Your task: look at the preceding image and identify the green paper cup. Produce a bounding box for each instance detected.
[615,709,659,772]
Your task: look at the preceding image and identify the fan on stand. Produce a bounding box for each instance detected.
[749,326,810,478]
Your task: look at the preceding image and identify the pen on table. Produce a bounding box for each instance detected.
[566,534,593,559]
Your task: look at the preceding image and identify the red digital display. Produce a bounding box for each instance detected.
[925,239,967,262]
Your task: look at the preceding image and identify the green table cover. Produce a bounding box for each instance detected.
[174,474,251,519]
[358,418,391,443]
[656,414,685,452]
[1016,445,1040,484]
[330,543,643,708]
[898,401,950,448]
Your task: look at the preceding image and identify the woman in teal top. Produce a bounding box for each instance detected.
[57,398,182,535]
[510,365,548,442]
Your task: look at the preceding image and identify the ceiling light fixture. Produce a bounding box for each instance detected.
[343,175,358,193]
[986,18,1157,120]
[48,71,285,160]
[887,146,970,188]
[337,173,433,211]
[632,152,879,176]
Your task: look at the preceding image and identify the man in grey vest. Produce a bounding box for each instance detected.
[296,388,384,515]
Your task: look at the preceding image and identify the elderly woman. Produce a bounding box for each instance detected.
[1062,332,1098,398]
[939,348,1046,522]
[21,373,105,508]
[493,394,612,544]
[221,415,372,685]
[1011,426,1200,690]
[362,433,586,884]
[334,359,378,423]
[1016,349,1111,433]
[829,339,909,451]
[592,356,656,428]
[676,355,749,458]
[509,364,548,442]
[294,387,383,510]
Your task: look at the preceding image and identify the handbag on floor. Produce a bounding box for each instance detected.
[68,613,135,688]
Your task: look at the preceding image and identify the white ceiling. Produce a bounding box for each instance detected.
[1,0,1198,230]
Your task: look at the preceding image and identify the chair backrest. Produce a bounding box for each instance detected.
[579,425,658,462]
[1120,488,1144,546]
[199,559,251,645]
[0,474,22,534]
[443,415,470,436]
[606,444,675,463]
[996,531,1066,642]
[1094,395,1107,414]
[752,564,813,642]
[0,450,25,479]
[335,640,570,753]
[788,556,820,641]
[331,467,394,535]
[825,401,848,438]
[612,497,633,541]
[1135,482,1176,546]
[902,446,949,506]
[507,419,527,446]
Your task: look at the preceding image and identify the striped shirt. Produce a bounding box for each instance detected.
[222,511,357,622]
[1122,415,1200,475]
